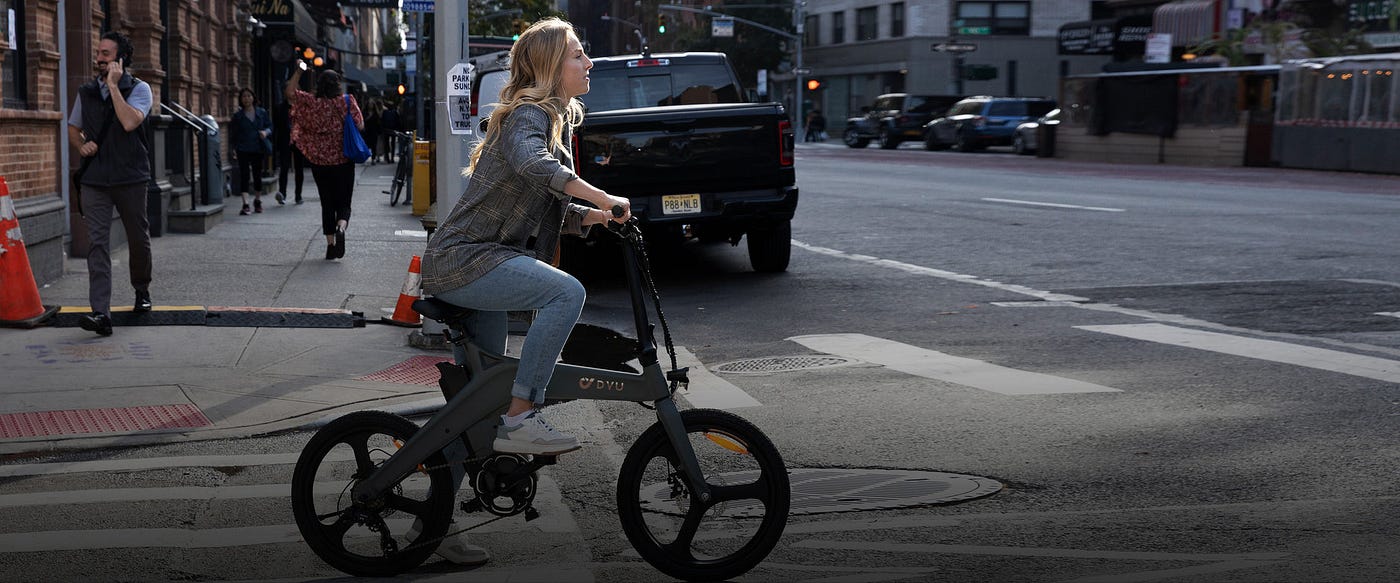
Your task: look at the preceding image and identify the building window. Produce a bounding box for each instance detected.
[832,11,845,44]
[891,3,905,38]
[856,7,878,42]
[955,1,1030,36]
[805,14,819,47]
[1,0,26,108]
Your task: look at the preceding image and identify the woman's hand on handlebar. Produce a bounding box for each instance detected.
[606,195,631,223]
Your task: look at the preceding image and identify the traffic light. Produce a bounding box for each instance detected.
[302,47,315,60]
[806,78,822,91]
[658,15,667,34]
[397,83,406,96]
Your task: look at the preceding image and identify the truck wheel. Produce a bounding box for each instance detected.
[878,129,900,150]
[844,129,870,149]
[747,220,791,273]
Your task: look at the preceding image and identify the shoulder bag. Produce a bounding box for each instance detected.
[342,95,371,164]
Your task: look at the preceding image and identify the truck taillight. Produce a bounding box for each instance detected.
[778,120,794,166]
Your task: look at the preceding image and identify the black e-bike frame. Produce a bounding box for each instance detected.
[348,226,711,507]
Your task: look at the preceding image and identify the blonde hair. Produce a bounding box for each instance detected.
[467,17,586,175]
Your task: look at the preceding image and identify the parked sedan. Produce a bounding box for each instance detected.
[1012,108,1062,155]
[923,96,1057,152]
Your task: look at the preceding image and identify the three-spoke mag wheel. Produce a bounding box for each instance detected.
[291,411,457,577]
[616,409,791,582]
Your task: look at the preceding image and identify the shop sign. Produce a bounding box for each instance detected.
[1058,16,1151,56]
[250,0,293,23]
[1347,0,1400,33]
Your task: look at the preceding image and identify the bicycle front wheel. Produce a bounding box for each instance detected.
[388,168,405,206]
[616,408,790,581]
[291,411,456,577]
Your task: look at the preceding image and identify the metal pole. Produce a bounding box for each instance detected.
[428,1,471,341]
[793,0,804,141]
[57,0,70,239]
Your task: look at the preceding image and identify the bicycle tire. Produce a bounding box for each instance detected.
[389,148,411,206]
[291,410,456,577]
[616,408,790,581]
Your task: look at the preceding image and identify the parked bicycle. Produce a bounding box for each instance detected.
[291,210,791,581]
[383,130,413,207]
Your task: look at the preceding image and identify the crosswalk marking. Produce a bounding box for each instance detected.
[788,333,1120,395]
[673,346,763,409]
[0,452,311,477]
[981,197,1125,212]
[1077,323,1400,384]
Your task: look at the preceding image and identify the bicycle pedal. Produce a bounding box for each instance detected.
[461,498,484,513]
[524,506,540,522]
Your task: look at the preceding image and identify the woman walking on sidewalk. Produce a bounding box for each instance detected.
[283,65,363,260]
[230,88,273,215]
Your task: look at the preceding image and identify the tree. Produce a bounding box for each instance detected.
[469,0,561,38]
[661,1,791,94]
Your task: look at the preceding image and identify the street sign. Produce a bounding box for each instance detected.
[403,0,434,13]
[931,42,978,53]
[446,62,474,135]
[957,26,991,35]
[712,17,734,38]
[792,67,812,75]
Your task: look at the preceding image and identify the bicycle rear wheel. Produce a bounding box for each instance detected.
[291,411,456,577]
[388,162,406,207]
[616,408,790,581]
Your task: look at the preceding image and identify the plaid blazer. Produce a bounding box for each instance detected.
[422,103,592,294]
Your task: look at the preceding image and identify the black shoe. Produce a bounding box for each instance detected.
[295,196,304,205]
[134,290,152,312]
[334,228,346,259]
[79,313,113,336]
[326,244,336,260]
[254,199,263,213]
[239,204,251,216]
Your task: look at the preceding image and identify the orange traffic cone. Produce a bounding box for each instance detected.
[381,255,423,327]
[0,176,59,328]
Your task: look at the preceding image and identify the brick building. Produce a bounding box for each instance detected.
[0,0,254,286]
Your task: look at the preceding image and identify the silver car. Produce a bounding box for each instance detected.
[1013,108,1062,155]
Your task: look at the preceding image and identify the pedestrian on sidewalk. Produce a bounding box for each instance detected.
[273,99,307,204]
[230,88,273,215]
[379,102,401,163]
[363,99,382,165]
[283,65,363,260]
[65,30,155,337]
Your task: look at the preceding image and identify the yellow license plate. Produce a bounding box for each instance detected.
[661,194,702,215]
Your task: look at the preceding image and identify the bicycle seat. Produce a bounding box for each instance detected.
[412,297,475,325]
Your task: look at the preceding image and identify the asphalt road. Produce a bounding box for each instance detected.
[3,143,1400,582]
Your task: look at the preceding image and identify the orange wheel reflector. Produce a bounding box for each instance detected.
[705,432,749,454]
[393,438,428,473]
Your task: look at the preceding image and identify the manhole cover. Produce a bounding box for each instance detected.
[713,355,855,374]
[638,468,1001,516]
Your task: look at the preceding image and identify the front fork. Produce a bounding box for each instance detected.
[654,397,712,504]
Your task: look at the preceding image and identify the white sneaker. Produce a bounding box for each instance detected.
[408,518,491,566]
[493,411,581,455]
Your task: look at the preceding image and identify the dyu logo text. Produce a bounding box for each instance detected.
[578,377,625,391]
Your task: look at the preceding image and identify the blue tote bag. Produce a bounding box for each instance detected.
[342,95,371,164]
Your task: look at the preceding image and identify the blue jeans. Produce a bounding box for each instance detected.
[433,255,586,404]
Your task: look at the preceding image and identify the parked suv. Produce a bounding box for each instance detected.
[923,96,1057,152]
[844,93,962,149]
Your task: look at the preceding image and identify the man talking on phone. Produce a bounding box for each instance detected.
[66,31,155,337]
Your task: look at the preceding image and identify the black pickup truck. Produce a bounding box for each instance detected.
[572,52,798,272]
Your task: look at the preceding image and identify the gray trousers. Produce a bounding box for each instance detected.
[81,182,152,315]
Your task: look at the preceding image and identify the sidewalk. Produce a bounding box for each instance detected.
[0,161,449,456]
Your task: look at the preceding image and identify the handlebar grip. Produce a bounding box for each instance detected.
[611,205,625,218]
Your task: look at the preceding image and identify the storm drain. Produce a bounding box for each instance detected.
[356,355,452,386]
[638,468,1001,516]
[712,355,856,375]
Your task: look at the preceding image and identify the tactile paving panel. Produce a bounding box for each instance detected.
[0,404,211,438]
[638,468,1002,517]
[356,355,453,386]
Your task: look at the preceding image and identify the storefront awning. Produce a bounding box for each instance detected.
[1152,0,1224,47]
[1058,16,1153,56]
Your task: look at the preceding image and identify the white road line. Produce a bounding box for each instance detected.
[673,346,763,409]
[1376,311,1400,319]
[788,333,1120,395]
[0,477,577,552]
[791,540,1287,562]
[1062,561,1283,583]
[981,197,1125,212]
[1077,323,1400,384]
[791,241,1088,303]
[0,481,364,507]
[0,452,318,478]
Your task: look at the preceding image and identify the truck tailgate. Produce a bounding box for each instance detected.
[577,103,794,196]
